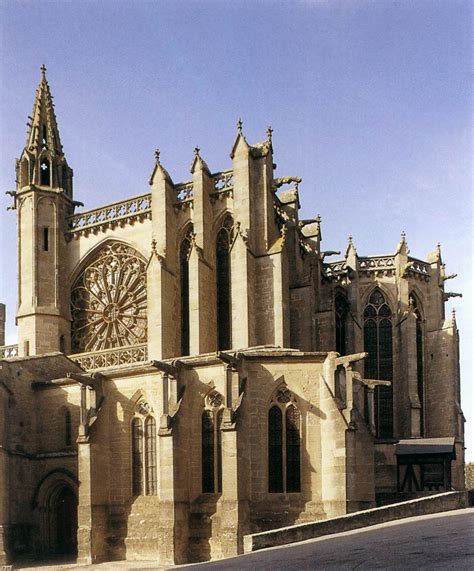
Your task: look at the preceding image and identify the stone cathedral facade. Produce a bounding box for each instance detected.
[0,69,465,566]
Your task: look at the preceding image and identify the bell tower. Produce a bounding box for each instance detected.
[14,66,74,356]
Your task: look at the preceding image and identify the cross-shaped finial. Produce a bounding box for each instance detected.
[154,148,160,163]
[348,234,353,244]
[401,230,406,240]
[267,126,273,142]
[40,64,47,76]
[237,118,243,134]
[194,146,200,157]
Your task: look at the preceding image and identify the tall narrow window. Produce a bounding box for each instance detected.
[410,294,425,436]
[364,289,393,438]
[59,334,66,353]
[132,418,143,496]
[201,401,223,494]
[268,388,301,493]
[180,232,192,356]
[131,401,157,497]
[65,409,72,447]
[335,292,349,355]
[145,417,157,495]
[216,217,233,350]
[40,157,50,186]
[268,406,283,492]
[43,227,49,252]
[202,410,215,493]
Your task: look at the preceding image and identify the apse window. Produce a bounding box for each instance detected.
[268,387,301,493]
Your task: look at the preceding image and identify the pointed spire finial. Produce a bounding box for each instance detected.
[401,230,406,240]
[348,234,353,245]
[451,307,457,324]
[316,214,321,223]
[237,118,243,135]
[154,148,160,163]
[267,126,273,143]
[194,146,200,157]
[40,64,47,77]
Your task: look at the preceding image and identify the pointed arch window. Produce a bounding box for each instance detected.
[410,294,425,436]
[131,401,157,497]
[202,392,223,494]
[363,289,393,438]
[180,230,193,356]
[216,217,233,350]
[335,292,349,356]
[40,157,51,186]
[268,388,301,493]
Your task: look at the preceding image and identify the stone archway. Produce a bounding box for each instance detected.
[54,486,78,555]
[33,470,78,559]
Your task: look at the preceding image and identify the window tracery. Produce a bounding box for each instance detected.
[363,289,393,438]
[268,387,301,493]
[71,242,147,353]
[202,391,223,494]
[131,400,157,497]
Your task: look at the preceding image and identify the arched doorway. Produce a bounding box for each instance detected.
[33,470,78,559]
[55,486,78,555]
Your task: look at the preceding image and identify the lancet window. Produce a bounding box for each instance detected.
[131,400,157,497]
[216,216,233,351]
[268,387,301,493]
[71,242,147,353]
[40,157,51,186]
[335,291,349,356]
[202,391,223,494]
[65,409,72,447]
[363,289,393,438]
[410,294,425,436]
[180,230,193,356]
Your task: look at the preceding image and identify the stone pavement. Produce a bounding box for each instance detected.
[9,508,474,571]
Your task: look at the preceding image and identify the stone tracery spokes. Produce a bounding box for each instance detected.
[71,242,147,353]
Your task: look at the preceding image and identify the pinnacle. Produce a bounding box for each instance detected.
[25,65,63,154]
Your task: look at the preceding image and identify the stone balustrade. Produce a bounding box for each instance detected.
[69,343,148,371]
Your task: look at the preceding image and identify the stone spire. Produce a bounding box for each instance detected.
[16,66,73,195]
[26,65,63,155]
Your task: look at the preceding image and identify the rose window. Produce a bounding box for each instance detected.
[71,242,147,352]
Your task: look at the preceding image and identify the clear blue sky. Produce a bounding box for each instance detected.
[0,0,472,458]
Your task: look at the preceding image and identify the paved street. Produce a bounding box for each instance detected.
[13,508,474,571]
[178,508,474,571]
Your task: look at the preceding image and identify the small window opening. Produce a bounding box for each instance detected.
[59,334,66,353]
[65,410,72,446]
[43,227,49,252]
[40,158,50,186]
[24,340,30,356]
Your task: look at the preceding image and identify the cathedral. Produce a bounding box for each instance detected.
[0,68,465,566]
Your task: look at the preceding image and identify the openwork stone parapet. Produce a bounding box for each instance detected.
[67,193,152,237]
[69,343,148,371]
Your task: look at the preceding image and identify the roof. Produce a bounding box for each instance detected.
[395,437,455,456]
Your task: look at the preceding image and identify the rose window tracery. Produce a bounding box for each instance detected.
[71,242,147,352]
